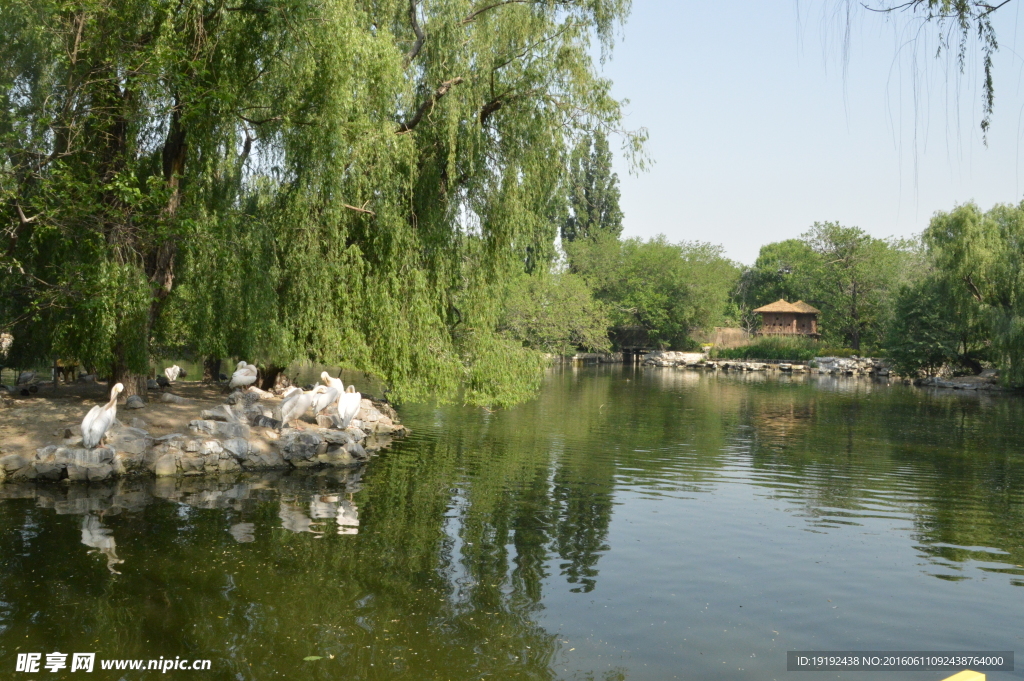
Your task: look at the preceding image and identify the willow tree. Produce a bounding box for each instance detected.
[925,202,1024,386]
[1,0,640,403]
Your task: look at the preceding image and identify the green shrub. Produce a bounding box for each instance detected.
[710,337,857,362]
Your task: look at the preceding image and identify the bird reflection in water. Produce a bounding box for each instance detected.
[80,514,124,574]
[337,498,359,535]
[278,499,324,536]
[229,522,255,543]
[275,495,360,536]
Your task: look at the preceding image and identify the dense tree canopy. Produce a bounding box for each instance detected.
[0,0,642,405]
[560,131,623,246]
[739,223,915,351]
[569,235,739,350]
[923,201,1024,385]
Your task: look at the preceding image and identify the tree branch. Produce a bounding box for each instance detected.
[15,203,38,225]
[396,77,465,133]
[963,273,985,302]
[343,202,376,217]
[480,98,503,125]
[405,0,426,66]
[462,0,530,24]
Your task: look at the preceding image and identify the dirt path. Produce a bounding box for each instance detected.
[0,382,230,458]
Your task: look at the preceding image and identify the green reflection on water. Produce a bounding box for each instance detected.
[1,366,1023,680]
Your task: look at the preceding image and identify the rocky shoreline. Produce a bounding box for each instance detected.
[0,386,407,485]
[641,351,1013,391]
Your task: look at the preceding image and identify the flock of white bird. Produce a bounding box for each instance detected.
[279,370,362,428]
[79,361,364,450]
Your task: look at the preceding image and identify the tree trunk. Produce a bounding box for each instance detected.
[110,360,147,398]
[203,357,222,383]
[260,365,287,391]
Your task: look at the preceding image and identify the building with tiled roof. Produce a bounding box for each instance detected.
[751,299,819,337]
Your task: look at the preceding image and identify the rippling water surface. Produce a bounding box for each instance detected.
[2,366,1023,680]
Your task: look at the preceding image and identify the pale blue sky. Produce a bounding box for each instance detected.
[601,2,1024,265]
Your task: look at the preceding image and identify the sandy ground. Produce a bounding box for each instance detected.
[0,382,233,459]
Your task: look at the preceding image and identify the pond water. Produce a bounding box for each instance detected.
[1,366,1023,680]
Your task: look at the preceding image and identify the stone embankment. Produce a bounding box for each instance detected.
[0,387,406,485]
[548,352,623,363]
[642,352,1014,390]
[916,373,1006,391]
[642,352,890,376]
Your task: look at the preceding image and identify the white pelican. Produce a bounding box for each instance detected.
[81,383,124,448]
[164,365,183,382]
[229,361,259,389]
[321,371,344,391]
[279,388,315,426]
[337,385,362,429]
[310,385,340,416]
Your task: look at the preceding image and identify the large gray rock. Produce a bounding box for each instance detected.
[316,414,340,428]
[9,465,37,480]
[155,433,186,443]
[152,454,177,477]
[199,440,223,456]
[319,429,353,445]
[107,427,152,456]
[357,406,385,424]
[160,392,190,405]
[319,446,356,466]
[344,441,367,460]
[33,462,63,480]
[87,464,114,481]
[188,419,250,439]
[218,458,241,473]
[113,449,147,475]
[242,403,272,423]
[252,415,282,429]
[32,445,57,463]
[225,390,261,406]
[276,432,323,461]
[125,395,146,409]
[65,465,89,481]
[53,446,115,466]
[222,438,249,459]
[200,405,239,423]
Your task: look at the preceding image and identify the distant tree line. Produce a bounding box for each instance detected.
[735,207,1024,387]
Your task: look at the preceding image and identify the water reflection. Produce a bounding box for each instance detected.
[80,515,123,574]
[228,522,255,543]
[0,367,1023,681]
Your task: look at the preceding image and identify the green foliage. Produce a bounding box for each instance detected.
[561,131,623,245]
[499,271,611,356]
[0,0,642,403]
[738,223,919,350]
[884,275,981,377]
[711,336,855,362]
[924,202,1024,385]
[569,235,740,350]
